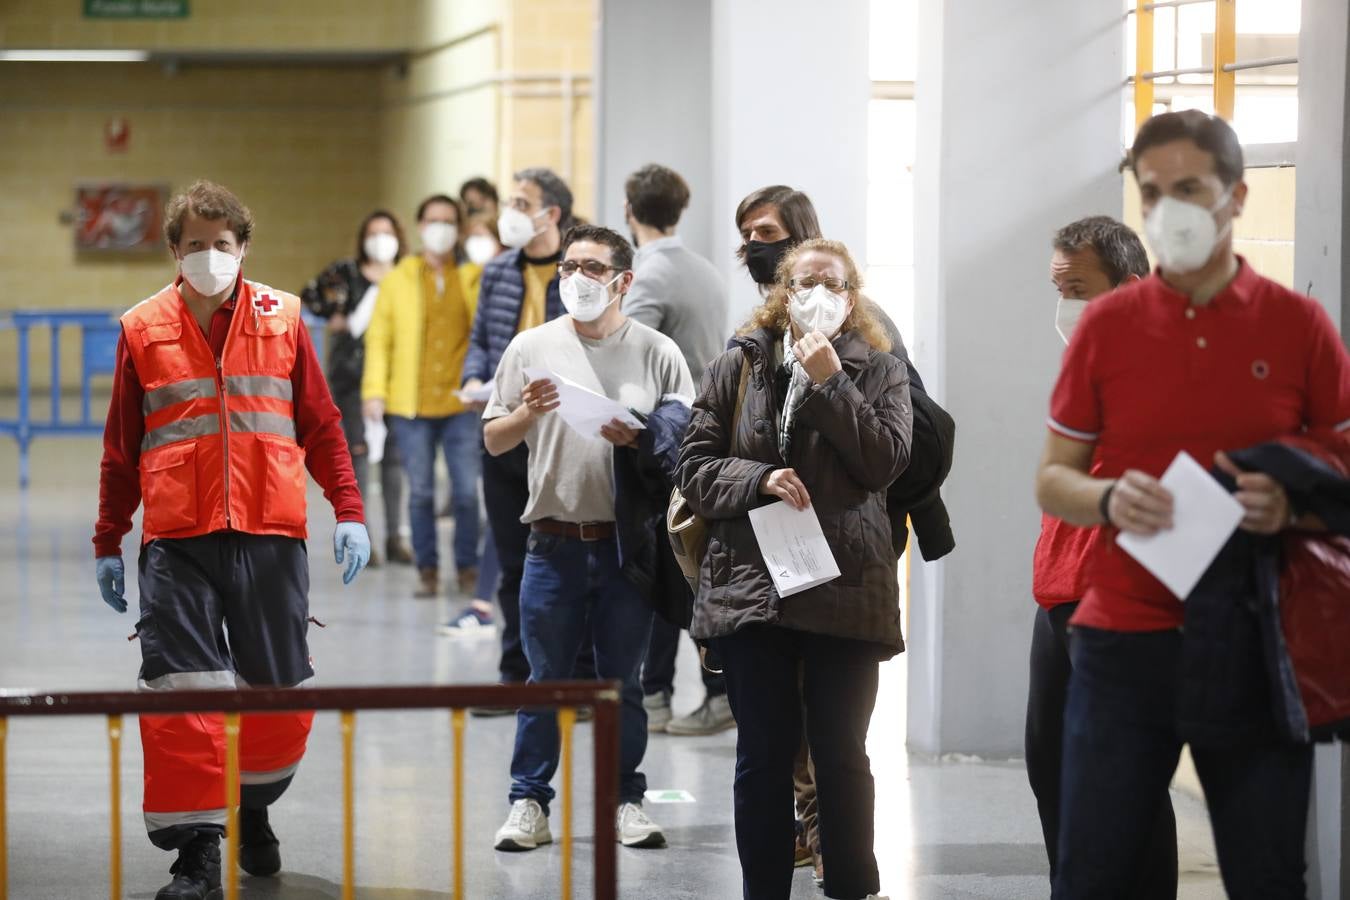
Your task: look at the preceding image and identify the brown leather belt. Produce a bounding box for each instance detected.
[530,518,616,541]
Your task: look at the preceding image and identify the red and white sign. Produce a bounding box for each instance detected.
[104,117,130,153]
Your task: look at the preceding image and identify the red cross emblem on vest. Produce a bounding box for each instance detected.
[252,292,281,317]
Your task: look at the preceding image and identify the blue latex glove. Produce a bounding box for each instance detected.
[96,556,126,613]
[333,522,371,585]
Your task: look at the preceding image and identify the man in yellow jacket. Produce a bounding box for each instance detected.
[362,193,483,598]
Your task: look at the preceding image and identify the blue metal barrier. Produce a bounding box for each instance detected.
[0,310,123,488]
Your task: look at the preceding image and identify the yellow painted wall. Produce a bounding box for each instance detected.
[0,0,415,50]
[0,62,382,388]
[376,0,596,225]
[499,0,596,218]
[0,0,597,392]
[378,1,505,224]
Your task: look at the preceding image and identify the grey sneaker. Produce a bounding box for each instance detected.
[615,802,666,848]
[494,799,552,851]
[643,691,672,733]
[665,694,735,736]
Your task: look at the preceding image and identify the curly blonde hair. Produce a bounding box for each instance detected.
[738,238,891,352]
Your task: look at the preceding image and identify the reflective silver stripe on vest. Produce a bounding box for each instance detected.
[229,411,297,441]
[142,377,217,416]
[145,809,228,832]
[137,670,237,692]
[140,414,220,454]
[224,375,293,403]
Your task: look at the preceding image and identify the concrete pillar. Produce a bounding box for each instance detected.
[908,0,1127,755]
[594,0,715,260]
[594,0,870,334]
[708,0,870,328]
[1294,3,1349,896]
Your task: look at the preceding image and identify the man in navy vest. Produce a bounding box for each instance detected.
[457,168,593,699]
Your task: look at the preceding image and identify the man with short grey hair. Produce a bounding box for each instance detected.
[455,167,597,685]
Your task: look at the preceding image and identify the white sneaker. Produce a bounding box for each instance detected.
[615,802,666,848]
[643,692,672,732]
[494,799,552,851]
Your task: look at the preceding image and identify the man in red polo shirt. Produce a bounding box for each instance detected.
[1036,111,1350,898]
[1024,215,1180,896]
[94,180,370,900]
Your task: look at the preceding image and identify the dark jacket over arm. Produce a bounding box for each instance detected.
[614,399,696,627]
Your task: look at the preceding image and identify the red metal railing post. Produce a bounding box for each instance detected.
[591,684,621,900]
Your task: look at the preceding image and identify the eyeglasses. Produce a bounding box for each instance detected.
[559,259,626,278]
[790,276,850,292]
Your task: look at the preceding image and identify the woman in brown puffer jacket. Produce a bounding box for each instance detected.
[676,238,912,900]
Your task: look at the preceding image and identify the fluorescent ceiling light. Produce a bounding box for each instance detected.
[0,49,149,62]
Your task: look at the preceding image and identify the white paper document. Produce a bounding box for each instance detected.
[1116,451,1244,600]
[747,501,841,598]
[522,367,645,440]
[363,414,387,465]
[456,379,495,403]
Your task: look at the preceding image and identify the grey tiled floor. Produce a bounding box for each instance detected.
[0,425,1223,898]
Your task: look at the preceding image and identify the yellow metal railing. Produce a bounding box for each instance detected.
[0,682,621,900]
[1129,0,1287,127]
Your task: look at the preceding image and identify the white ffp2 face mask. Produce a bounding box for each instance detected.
[560,271,620,322]
[498,207,548,249]
[464,235,499,265]
[180,248,241,297]
[420,222,458,256]
[789,285,850,338]
[363,232,399,264]
[1143,192,1232,274]
[1055,298,1089,344]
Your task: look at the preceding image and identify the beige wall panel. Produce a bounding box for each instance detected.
[0,63,381,389]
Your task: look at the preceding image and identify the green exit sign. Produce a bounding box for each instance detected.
[84,0,189,17]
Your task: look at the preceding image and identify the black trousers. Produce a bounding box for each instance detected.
[642,614,726,698]
[1055,626,1312,900]
[1025,602,1178,897]
[715,626,881,900]
[482,444,594,683]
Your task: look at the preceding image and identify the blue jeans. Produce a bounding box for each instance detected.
[509,531,653,814]
[389,413,481,572]
[1055,626,1312,900]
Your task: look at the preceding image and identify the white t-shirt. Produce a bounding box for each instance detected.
[484,316,694,524]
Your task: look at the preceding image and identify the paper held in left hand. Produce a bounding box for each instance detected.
[747,500,841,598]
[1116,450,1244,600]
[363,414,388,465]
[523,366,645,440]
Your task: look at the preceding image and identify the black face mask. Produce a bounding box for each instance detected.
[744,238,792,285]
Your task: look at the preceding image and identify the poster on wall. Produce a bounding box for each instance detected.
[74,184,167,253]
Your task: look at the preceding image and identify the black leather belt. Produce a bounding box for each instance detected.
[530,518,616,541]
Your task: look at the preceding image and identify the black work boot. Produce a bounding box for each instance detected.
[239,806,282,877]
[155,835,223,900]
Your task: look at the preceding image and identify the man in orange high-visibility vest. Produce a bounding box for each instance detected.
[94,180,370,900]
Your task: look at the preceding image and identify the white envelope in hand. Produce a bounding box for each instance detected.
[457,379,495,403]
[364,415,388,465]
[522,366,644,440]
[1116,451,1244,600]
[747,501,841,598]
